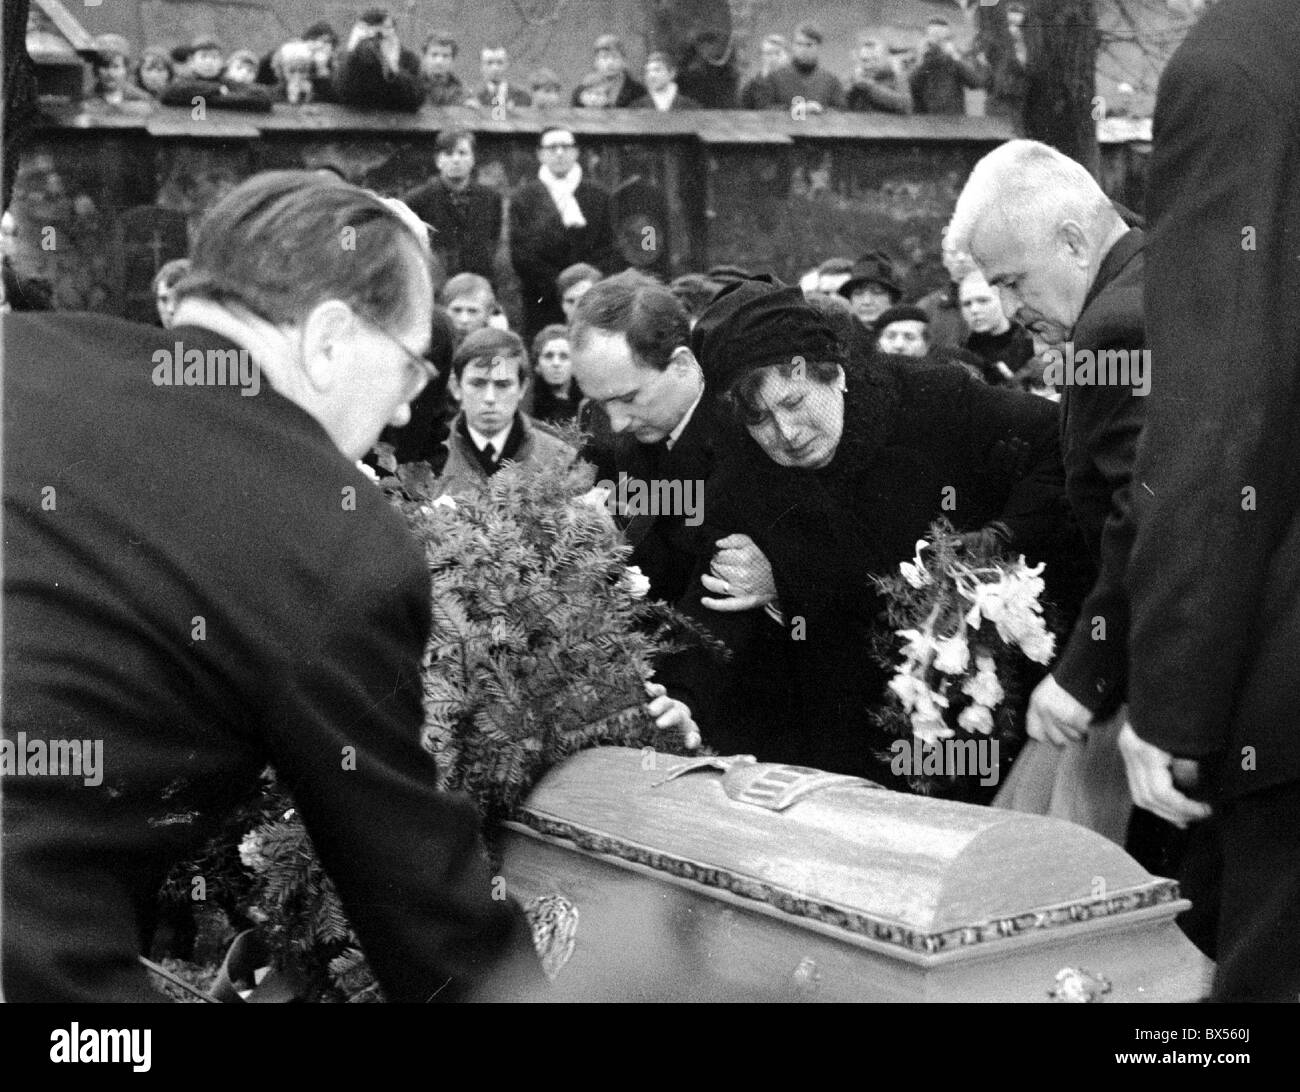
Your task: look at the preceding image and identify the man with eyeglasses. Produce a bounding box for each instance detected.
[1,171,545,1001]
[509,127,617,338]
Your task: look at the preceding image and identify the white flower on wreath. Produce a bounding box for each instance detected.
[576,485,613,514]
[1018,626,1056,665]
[899,539,933,589]
[958,702,995,735]
[619,565,651,600]
[962,666,1005,708]
[897,627,942,665]
[431,494,459,511]
[888,670,930,712]
[911,710,954,746]
[933,633,970,676]
[238,831,269,873]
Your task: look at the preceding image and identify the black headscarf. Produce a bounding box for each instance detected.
[690,275,846,394]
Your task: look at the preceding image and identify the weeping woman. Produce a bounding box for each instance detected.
[660,277,1088,790]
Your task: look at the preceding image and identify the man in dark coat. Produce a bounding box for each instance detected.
[947,138,1148,847]
[1,172,543,1002]
[763,21,845,113]
[510,128,618,339]
[401,128,502,285]
[1122,0,1300,1002]
[570,271,740,606]
[908,17,987,115]
[331,13,424,112]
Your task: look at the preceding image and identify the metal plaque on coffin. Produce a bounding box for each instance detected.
[500,747,1212,1002]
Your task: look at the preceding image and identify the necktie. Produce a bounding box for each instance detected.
[483,443,497,463]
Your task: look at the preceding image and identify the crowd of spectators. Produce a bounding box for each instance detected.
[80,8,1027,119]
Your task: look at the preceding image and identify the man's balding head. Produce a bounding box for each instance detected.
[946,140,1126,343]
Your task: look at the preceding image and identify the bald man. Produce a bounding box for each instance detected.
[947,139,1146,845]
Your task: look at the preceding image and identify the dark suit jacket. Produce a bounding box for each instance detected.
[581,396,740,606]
[332,44,424,111]
[402,177,503,283]
[1128,0,1300,798]
[470,82,533,108]
[570,74,647,108]
[1,314,540,1001]
[627,91,702,111]
[509,178,618,336]
[1051,228,1145,717]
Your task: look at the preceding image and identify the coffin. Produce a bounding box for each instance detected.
[500,748,1212,1002]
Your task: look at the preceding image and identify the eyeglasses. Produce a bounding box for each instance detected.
[356,313,438,383]
[541,141,576,151]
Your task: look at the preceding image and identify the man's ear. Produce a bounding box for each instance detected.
[1059,220,1091,266]
[298,299,358,392]
[448,371,463,402]
[667,345,699,377]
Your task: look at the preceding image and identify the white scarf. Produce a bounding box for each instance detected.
[538,163,586,228]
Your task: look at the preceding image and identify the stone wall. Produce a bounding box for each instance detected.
[7,105,1146,324]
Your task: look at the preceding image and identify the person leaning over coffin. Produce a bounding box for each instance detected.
[656,278,1079,787]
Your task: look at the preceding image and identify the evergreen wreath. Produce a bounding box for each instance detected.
[161,443,722,1001]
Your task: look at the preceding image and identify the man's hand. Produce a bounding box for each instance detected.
[1026,674,1093,745]
[1117,721,1212,829]
[701,533,777,612]
[644,681,700,750]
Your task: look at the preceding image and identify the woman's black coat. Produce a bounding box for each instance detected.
[662,351,1085,785]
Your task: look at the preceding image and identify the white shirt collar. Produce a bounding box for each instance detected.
[649,83,677,111]
[467,420,513,457]
[665,386,703,450]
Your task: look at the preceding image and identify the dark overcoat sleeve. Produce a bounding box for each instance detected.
[1127,22,1300,760]
[263,541,543,1002]
[1052,335,1144,716]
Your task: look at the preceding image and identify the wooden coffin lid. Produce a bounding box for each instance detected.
[513,747,1181,956]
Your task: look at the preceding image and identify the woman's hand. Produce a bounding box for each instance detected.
[701,534,777,612]
[644,681,700,750]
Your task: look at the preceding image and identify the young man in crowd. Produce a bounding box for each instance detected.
[468,44,532,108]
[631,53,700,111]
[442,272,497,342]
[571,34,646,108]
[528,69,564,110]
[738,34,789,109]
[161,35,272,112]
[959,269,1035,384]
[420,30,465,106]
[558,263,602,322]
[510,129,617,337]
[875,304,930,358]
[847,35,912,114]
[763,22,845,114]
[332,9,424,111]
[402,129,502,284]
[909,16,987,115]
[433,328,573,498]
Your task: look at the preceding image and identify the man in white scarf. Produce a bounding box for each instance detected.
[509,127,617,337]
[537,132,587,228]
